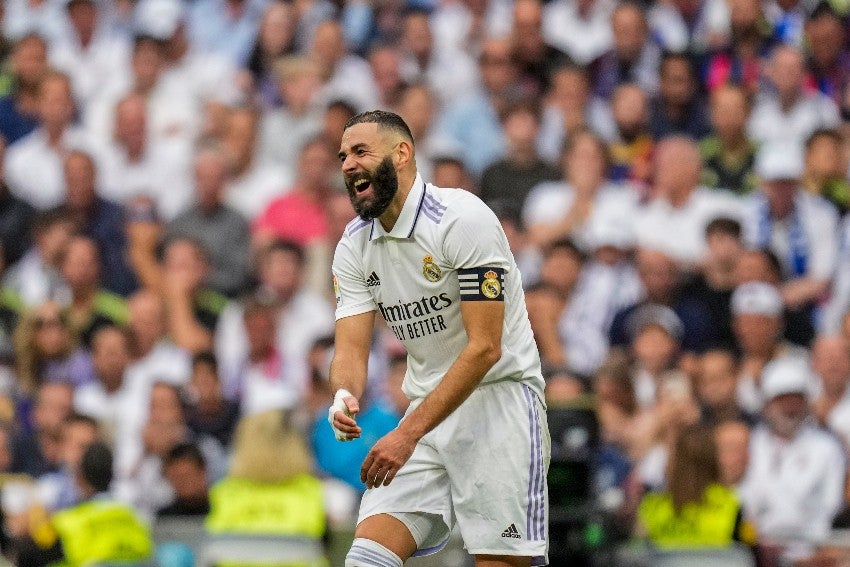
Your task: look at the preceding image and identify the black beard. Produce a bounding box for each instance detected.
[346,156,399,220]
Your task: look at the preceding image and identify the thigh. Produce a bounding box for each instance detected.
[439,382,550,563]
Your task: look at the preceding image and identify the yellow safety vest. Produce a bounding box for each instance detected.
[206,474,325,538]
[51,500,153,566]
[638,483,741,548]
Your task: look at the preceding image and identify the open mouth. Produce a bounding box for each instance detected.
[354,178,372,193]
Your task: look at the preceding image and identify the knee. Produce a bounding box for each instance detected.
[345,538,403,567]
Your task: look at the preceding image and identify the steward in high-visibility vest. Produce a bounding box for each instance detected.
[16,441,153,567]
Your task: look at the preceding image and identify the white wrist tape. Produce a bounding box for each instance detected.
[329,389,355,441]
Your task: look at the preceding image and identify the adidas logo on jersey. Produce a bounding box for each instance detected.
[366,272,381,287]
[501,524,521,539]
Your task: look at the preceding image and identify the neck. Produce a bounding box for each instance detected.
[378,171,416,232]
[778,90,800,112]
[45,124,65,146]
[719,131,748,152]
[73,287,97,306]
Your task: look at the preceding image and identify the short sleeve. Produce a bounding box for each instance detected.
[331,237,377,320]
[442,195,511,271]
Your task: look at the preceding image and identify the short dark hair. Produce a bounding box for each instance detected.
[64,412,99,431]
[192,351,218,374]
[260,239,305,267]
[163,442,206,470]
[805,127,842,150]
[705,217,742,239]
[80,441,113,493]
[344,110,415,146]
[544,238,586,263]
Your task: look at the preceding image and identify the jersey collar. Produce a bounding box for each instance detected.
[370,172,426,241]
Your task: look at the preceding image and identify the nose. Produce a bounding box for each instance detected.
[341,154,358,174]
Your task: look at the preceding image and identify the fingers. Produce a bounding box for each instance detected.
[333,411,361,439]
[360,450,400,489]
[343,396,360,416]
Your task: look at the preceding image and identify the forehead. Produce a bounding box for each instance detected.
[340,122,384,151]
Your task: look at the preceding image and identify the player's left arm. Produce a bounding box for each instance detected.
[361,300,504,488]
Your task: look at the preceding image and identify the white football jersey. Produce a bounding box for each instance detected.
[333,174,545,401]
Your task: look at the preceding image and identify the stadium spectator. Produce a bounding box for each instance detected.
[647,0,729,54]
[165,145,251,297]
[695,349,752,425]
[206,409,325,541]
[4,70,90,210]
[742,141,839,311]
[3,208,73,308]
[430,154,476,193]
[592,2,660,99]
[637,424,752,549]
[126,289,191,388]
[158,442,211,517]
[221,105,290,220]
[524,130,634,250]
[10,381,71,478]
[160,237,228,354]
[186,0,268,68]
[739,356,845,564]
[699,84,759,195]
[649,52,712,141]
[542,0,614,65]
[0,34,47,144]
[607,82,654,185]
[803,3,849,107]
[510,0,570,98]
[703,0,771,96]
[801,127,850,213]
[242,0,297,109]
[62,150,137,297]
[369,44,405,110]
[0,137,33,272]
[748,45,840,146]
[12,301,91,394]
[810,334,850,450]
[184,351,239,448]
[258,56,324,172]
[393,83,440,181]
[36,412,99,512]
[634,136,742,265]
[731,282,812,414]
[432,36,518,176]
[58,236,129,347]
[309,20,377,112]
[252,136,338,248]
[479,101,559,209]
[714,419,751,487]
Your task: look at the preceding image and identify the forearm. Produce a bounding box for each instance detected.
[329,353,369,399]
[397,340,500,441]
[781,277,829,308]
[167,296,213,352]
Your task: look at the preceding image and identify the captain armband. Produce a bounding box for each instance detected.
[458,267,505,301]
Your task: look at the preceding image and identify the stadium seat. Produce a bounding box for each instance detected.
[197,534,326,566]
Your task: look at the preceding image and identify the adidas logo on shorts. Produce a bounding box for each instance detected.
[501,524,521,539]
[366,272,381,287]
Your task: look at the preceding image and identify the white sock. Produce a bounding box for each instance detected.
[345,537,404,567]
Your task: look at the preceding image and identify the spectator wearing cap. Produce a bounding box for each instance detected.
[738,356,845,564]
[633,136,743,267]
[731,281,811,414]
[479,101,559,210]
[810,334,850,450]
[48,0,131,112]
[699,85,759,196]
[4,70,91,210]
[524,131,635,251]
[627,303,688,409]
[742,141,839,312]
[3,1,67,45]
[0,34,49,145]
[748,45,840,147]
[165,144,251,297]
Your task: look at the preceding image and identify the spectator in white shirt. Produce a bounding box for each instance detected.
[221,105,291,220]
[742,141,839,310]
[747,45,840,147]
[258,56,324,173]
[309,19,378,112]
[634,135,742,266]
[49,0,130,112]
[739,355,845,563]
[5,70,90,210]
[542,0,614,65]
[811,334,850,451]
[127,289,191,390]
[98,93,192,220]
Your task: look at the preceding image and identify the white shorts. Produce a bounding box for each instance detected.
[358,380,550,565]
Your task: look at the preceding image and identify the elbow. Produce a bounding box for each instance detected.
[476,342,502,369]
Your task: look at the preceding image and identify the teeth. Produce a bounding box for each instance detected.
[354,179,368,188]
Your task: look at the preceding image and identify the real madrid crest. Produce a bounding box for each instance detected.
[422,255,442,282]
[481,270,502,299]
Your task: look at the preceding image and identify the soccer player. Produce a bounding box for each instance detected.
[330,110,549,567]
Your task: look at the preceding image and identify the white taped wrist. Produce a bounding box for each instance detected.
[329,389,355,441]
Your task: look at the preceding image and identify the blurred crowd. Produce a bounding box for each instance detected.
[1,0,850,564]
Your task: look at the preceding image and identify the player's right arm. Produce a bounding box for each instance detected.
[328,229,378,441]
[328,311,375,440]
